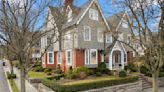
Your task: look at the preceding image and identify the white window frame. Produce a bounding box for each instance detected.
[84,26,91,41]
[57,52,62,64]
[97,29,104,42]
[66,50,72,65]
[47,52,54,64]
[42,54,45,64]
[85,49,98,65]
[122,19,128,28]
[106,33,112,43]
[89,9,98,21]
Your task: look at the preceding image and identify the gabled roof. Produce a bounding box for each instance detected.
[107,12,131,33]
[49,0,110,30]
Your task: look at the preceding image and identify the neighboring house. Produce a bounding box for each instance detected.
[41,0,134,71]
[32,41,41,61]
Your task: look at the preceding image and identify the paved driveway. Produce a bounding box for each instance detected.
[0,61,10,92]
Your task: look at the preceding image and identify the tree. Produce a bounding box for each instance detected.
[108,0,164,92]
[0,0,60,92]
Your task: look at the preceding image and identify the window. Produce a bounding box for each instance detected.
[57,52,62,64]
[47,52,54,64]
[85,49,98,65]
[66,50,72,65]
[97,29,104,42]
[67,7,72,22]
[84,26,91,41]
[122,19,128,28]
[85,49,90,65]
[106,33,112,43]
[89,9,98,21]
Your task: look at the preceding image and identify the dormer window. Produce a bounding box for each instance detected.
[89,9,98,21]
[122,19,128,28]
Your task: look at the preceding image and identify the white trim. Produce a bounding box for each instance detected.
[76,0,111,30]
[47,52,54,64]
[57,51,62,64]
[106,33,112,43]
[84,26,91,41]
[42,54,45,64]
[85,49,98,65]
[97,29,103,42]
[89,8,98,21]
[66,50,72,65]
[85,49,90,65]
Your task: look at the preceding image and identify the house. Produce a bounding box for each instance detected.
[41,0,134,71]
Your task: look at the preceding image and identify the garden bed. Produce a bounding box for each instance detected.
[42,76,139,92]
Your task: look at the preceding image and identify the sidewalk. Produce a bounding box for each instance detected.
[13,67,38,92]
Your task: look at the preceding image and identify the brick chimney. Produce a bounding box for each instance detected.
[64,0,73,7]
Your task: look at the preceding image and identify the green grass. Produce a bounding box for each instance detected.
[9,79,19,92]
[63,76,126,85]
[28,71,46,79]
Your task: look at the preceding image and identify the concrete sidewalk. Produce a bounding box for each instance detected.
[3,59,38,92]
[13,67,38,92]
[143,87,164,92]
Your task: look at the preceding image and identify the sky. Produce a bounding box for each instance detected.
[73,0,122,17]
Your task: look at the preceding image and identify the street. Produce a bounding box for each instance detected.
[0,61,10,92]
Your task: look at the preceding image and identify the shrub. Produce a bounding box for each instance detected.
[6,72,17,79]
[74,67,92,76]
[159,72,164,77]
[96,72,102,76]
[140,65,151,77]
[46,72,52,76]
[47,74,64,80]
[65,67,92,79]
[96,62,109,74]
[44,69,52,73]
[42,76,138,92]
[119,71,127,77]
[124,63,137,72]
[53,69,63,74]
[33,66,44,72]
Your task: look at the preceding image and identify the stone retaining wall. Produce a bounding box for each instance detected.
[38,83,54,92]
[159,77,164,87]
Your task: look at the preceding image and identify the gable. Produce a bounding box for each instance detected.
[77,0,110,31]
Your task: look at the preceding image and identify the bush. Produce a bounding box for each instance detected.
[140,66,151,77]
[96,72,102,76]
[159,72,164,77]
[46,72,52,76]
[44,69,52,73]
[119,71,127,77]
[33,66,44,72]
[42,76,138,92]
[65,67,92,79]
[53,69,63,74]
[6,72,17,79]
[124,63,137,72]
[96,62,109,74]
[47,74,64,80]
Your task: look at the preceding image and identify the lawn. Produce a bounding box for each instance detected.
[63,76,131,85]
[28,71,46,79]
[9,79,19,92]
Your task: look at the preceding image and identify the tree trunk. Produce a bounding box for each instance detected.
[152,71,159,92]
[20,67,26,92]
[10,60,14,74]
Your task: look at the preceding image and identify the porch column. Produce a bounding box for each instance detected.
[121,51,124,69]
[109,54,112,70]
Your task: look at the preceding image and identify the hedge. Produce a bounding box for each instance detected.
[42,76,138,92]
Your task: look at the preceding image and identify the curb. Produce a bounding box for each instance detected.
[4,67,13,92]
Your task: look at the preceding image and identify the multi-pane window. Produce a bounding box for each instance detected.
[85,49,97,65]
[89,9,98,21]
[97,30,104,42]
[106,33,112,43]
[122,19,128,28]
[57,52,62,64]
[66,50,72,65]
[48,52,54,64]
[84,26,91,41]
